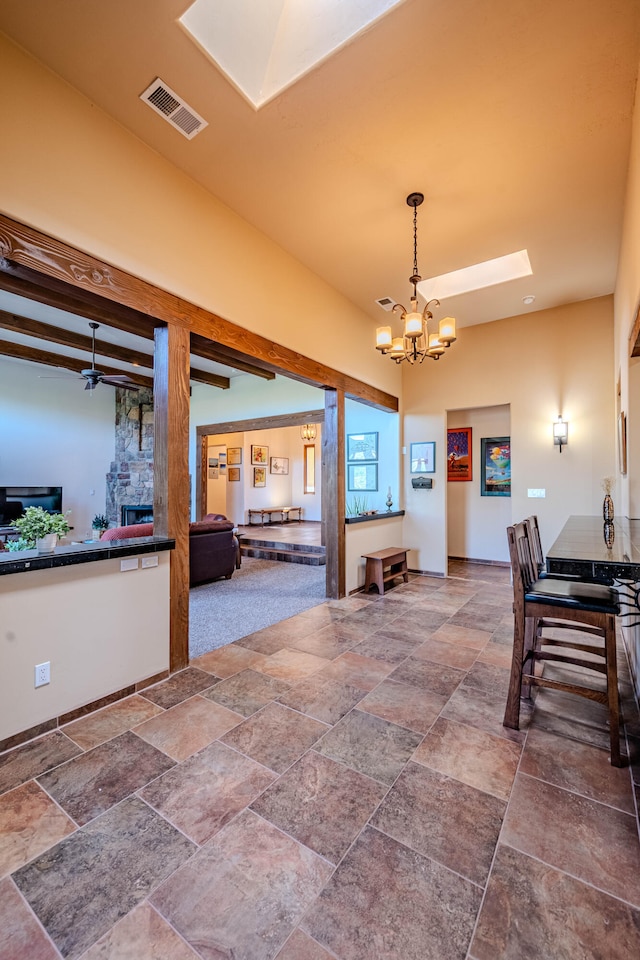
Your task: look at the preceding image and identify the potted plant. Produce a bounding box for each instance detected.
[92,514,109,539]
[13,506,70,553]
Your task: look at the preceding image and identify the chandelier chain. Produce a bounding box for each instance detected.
[413,202,419,280]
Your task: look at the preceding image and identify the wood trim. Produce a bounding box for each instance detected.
[196,409,326,438]
[154,325,191,673]
[323,388,346,598]
[0,338,153,388]
[629,298,640,357]
[0,214,398,411]
[191,333,275,380]
[198,434,207,520]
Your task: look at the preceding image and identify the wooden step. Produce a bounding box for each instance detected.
[240,545,326,565]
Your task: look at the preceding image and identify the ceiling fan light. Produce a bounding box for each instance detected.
[438,317,456,345]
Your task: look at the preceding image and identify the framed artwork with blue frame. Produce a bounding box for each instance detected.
[410,441,435,473]
[481,437,511,496]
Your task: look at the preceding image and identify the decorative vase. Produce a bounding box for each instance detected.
[603,494,614,522]
[603,521,615,549]
[36,533,57,554]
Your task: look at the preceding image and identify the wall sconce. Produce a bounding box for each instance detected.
[300,424,317,441]
[553,416,568,452]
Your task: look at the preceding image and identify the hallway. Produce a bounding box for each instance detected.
[1,566,639,958]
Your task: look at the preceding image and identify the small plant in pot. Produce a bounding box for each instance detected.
[92,514,109,539]
[12,506,70,553]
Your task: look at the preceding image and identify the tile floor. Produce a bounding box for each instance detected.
[1,563,640,959]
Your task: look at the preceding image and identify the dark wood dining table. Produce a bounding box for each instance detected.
[546,515,640,583]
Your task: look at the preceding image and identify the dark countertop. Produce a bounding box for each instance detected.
[0,536,175,577]
[546,515,640,581]
[345,510,405,525]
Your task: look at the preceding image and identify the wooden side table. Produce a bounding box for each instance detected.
[362,547,409,594]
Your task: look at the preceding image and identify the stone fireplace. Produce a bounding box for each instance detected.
[105,387,154,526]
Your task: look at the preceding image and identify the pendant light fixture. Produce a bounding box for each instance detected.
[376,193,457,364]
[300,423,317,441]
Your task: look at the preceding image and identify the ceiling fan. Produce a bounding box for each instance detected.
[79,322,139,391]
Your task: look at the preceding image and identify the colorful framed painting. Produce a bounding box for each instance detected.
[347,432,378,461]
[227,447,242,465]
[347,463,378,491]
[251,444,269,465]
[481,437,511,497]
[447,427,472,481]
[270,457,289,475]
[410,441,435,473]
[228,467,241,482]
[253,466,267,487]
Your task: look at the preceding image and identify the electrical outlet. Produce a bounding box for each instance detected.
[35,661,50,687]
[141,555,158,568]
[120,557,139,572]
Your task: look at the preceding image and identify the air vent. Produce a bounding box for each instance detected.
[375,297,395,311]
[139,78,208,140]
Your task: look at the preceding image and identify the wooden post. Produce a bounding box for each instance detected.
[323,388,345,598]
[154,325,191,672]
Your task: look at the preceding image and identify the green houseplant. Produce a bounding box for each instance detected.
[92,513,109,538]
[12,506,70,552]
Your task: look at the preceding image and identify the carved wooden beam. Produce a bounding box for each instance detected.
[190,333,275,380]
[0,215,399,411]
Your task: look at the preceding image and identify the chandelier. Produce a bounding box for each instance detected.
[300,424,317,441]
[376,193,457,364]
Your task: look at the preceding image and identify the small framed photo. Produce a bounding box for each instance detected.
[251,444,269,465]
[480,437,511,497]
[228,467,240,482]
[348,463,378,491]
[410,441,435,473]
[347,432,378,462]
[270,457,289,475]
[208,457,218,468]
[227,447,242,465]
[447,427,472,482]
[253,466,267,487]
[208,467,219,480]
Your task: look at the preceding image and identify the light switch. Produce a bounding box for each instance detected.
[120,557,139,571]
[527,488,546,498]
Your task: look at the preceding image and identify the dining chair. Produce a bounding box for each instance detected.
[504,521,623,766]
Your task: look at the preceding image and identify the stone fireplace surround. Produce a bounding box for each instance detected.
[105,388,154,527]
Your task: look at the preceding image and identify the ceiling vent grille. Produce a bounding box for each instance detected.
[139,78,208,140]
[375,297,395,311]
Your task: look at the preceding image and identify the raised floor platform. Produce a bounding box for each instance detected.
[237,521,325,566]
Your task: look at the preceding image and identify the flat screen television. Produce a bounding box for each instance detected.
[0,486,63,525]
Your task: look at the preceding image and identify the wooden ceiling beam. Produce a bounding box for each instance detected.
[0,310,230,389]
[190,333,275,380]
[0,310,152,367]
[0,339,153,389]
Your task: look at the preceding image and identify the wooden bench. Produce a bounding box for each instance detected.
[247,506,302,525]
[362,547,409,594]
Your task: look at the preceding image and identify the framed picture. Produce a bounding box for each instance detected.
[208,457,218,468]
[618,411,627,475]
[270,457,289,475]
[410,441,435,473]
[348,463,378,491]
[227,447,242,465]
[347,432,378,461]
[251,444,269,465]
[208,467,219,480]
[447,427,472,481]
[228,467,240,482]
[253,466,266,487]
[481,437,511,497]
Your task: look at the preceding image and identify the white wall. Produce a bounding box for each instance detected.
[447,405,511,563]
[0,552,170,741]
[205,441,228,516]
[0,356,115,539]
[345,399,400,514]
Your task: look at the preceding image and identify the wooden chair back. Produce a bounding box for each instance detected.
[525,515,545,574]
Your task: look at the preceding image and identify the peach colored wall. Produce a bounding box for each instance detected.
[0,34,400,398]
[401,296,615,576]
[614,65,640,692]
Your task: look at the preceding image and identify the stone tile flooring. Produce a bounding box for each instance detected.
[1,564,640,959]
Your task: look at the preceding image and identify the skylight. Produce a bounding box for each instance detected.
[179,0,406,109]
[417,250,533,302]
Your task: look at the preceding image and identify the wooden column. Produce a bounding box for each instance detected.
[154,325,191,672]
[323,388,345,598]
